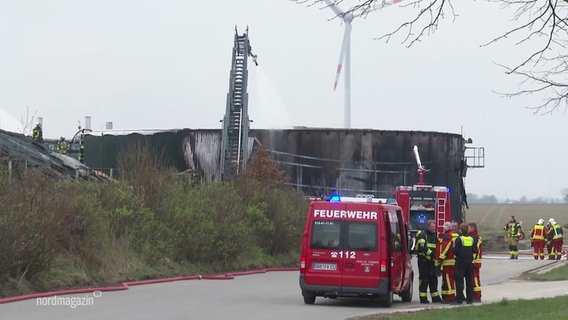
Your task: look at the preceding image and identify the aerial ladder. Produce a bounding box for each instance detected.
[220,27,258,179]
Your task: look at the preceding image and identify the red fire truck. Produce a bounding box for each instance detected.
[395,146,452,237]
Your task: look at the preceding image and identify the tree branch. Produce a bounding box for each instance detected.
[293,0,568,114]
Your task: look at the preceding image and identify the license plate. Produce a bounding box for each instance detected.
[313,263,337,271]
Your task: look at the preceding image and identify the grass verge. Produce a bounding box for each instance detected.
[353,296,568,320]
[520,262,568,281]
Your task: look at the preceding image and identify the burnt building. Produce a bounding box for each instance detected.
[84,128,483,221]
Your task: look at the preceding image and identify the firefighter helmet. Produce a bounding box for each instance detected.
[549,218,556,225]
[538,219,544,225]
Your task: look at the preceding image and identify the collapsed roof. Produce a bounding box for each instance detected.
[0,128,105,181]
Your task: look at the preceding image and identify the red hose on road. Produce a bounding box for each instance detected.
[0,267,299,304]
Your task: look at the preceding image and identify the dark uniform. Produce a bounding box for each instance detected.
[57,138,69,155]
[416,228,441,303]
[32,124,43,142]
[453,234,478,304]
[504,219,522,259]
[79,129,85,163]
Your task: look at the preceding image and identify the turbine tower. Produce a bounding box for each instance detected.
[323,0,401,129]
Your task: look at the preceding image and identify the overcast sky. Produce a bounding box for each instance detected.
[0,0,565,200]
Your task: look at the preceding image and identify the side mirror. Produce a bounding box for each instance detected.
[407,230,418,253]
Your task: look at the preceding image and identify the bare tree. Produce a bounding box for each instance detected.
[293,0,458,46]
[484,0,568,114]
[294,0,568,114]
[20,105,38,136]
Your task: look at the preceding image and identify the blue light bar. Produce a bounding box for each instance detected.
[386,198,398,205]
[326,190,341,202]
[330,194,341,202]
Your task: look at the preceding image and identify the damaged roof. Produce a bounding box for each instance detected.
[0,128,106,180]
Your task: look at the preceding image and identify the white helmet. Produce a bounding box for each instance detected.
[549,218,556,225]
[538,219,544,225]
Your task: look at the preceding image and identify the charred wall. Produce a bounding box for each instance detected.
[252,129,466,220]
[85,129,466,220]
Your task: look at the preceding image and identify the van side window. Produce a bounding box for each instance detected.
[390,219,402,252]
[346,222,377,251]
[310,221,341,249]
[397,209,409,251]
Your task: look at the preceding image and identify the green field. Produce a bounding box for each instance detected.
[466,203,568,231]
[464,204,567,251]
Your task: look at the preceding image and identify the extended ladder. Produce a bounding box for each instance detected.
[220,27,258,179]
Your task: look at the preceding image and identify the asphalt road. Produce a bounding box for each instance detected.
[0,255,558,320]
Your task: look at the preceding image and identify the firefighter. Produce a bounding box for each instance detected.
[504,215,522,259]
[468,222,482,302]
[32,123,43,142]
[451,220,459,232]
[416,220,442,303]
[435,221,457,303]
[545,221,555,260]
[530,219,546,260]
[547,219,564,260]
[453,223,477,305]
[78,129,85,163]
[57,137,69,155]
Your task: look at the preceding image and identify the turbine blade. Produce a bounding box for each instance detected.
[333,64,342,91]
[333,23,350,91]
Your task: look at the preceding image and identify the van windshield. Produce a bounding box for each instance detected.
[310,221,378,251]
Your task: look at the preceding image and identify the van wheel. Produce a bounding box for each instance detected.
[400,276,413,302]
[380,290,393,308]
[303,292,316,305]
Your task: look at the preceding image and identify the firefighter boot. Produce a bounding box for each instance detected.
[432,296,443,303]
[418,292,430,303]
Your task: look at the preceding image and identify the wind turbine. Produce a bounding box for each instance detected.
[323,0,401,129]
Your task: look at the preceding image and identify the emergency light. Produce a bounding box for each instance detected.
[324,193,399,205]
[329,194,341,202]
[386,198,398,205]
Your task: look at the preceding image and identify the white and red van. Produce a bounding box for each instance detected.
[299,195,414,307]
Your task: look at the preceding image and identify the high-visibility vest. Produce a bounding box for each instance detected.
[438,231,457,266]
[505,222,521,237]
[416,230,437,260]
[472,235,482,266]
[531,225,545,241]
[32,127,42,140]
[460,236,474,247]
[552,224,563,240]
[58,141,69,154]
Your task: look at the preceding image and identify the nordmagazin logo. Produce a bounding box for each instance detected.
[36,291,101,308]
